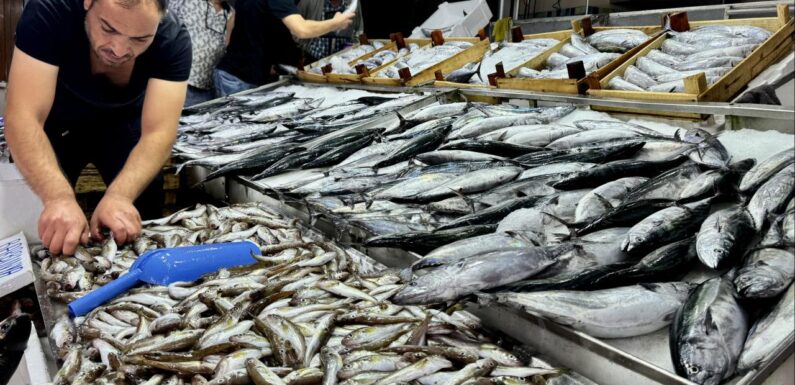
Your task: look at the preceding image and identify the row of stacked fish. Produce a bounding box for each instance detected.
[172,89,430,169]
[41,202,596,385]
[201,98,794,385]
[607,25,771,92]
[513,29,651,80]
[309,41,426,76]
[375,41,477,79]
[443,39,560,85]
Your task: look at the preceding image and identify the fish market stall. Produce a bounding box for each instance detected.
[589,4,794,118]
[205,89,794,385]
[32,201,598,385]
[172,81,441,201]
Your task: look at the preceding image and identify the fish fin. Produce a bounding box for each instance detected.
[592,193,615,211]
[505,231,540,247]
[396,111,408,128]
[473,104,496,118]
[473,291,497,305]
[475,60,484,82]
[541,211,570,227]
[359,193,374,209]
[703,308,717,335]
[452,189,477,214]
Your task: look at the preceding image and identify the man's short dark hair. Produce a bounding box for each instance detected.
[92,0,168,15]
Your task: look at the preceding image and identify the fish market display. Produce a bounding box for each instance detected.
[444,39,560,85]
[171,87,427,179]
[0,312,31,385]
[513,30,651,80]
[375,41,475,79]
[607,25,771,92]
[43,202,584,385]
[185,93,795,383]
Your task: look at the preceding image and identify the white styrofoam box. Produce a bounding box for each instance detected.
[410,0,493,38]
[0,232,34,298]
[0,163,43,243]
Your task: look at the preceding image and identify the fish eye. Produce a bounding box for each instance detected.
[409,282,417,286]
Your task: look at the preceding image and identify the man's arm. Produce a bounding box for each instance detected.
[90,78,187,243]
[4,47,89,255]
[282,12,354,39]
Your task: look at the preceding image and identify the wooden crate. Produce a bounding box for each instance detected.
[496,20,663,94]
[433,80,502,104]
[588,4,794,118]
[430,30,569,95]
[325,38,433,84]
[297,38,395,84]
[362,37,490,87]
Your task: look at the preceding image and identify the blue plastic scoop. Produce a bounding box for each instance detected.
[68,241,260,317]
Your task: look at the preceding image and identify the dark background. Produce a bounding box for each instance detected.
[361,0,500,38]
[1,0,25,82]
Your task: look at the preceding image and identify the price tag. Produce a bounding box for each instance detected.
[0,232,34,297]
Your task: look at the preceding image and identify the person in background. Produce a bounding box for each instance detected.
[169,0,234,106]
[297,0,363,64]
[214,0,355,97]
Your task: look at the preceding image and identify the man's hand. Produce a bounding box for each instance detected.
[39,197,89,256]
[332,12,355,31]
[90,192,142,245]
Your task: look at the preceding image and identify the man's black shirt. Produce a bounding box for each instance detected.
[15,0,192,129]
[217,0,300,86]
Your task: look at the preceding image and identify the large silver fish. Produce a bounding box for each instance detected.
[670,276,749,385]
[491,282,692,338]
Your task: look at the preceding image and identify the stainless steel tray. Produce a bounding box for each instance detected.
[231,174,794,385]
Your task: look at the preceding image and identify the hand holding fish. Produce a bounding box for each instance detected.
[332,11,355,31]
[38,197,90,256]
[90,192,142,245]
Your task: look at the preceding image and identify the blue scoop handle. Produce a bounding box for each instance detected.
[68,268,143,317]
[68,241,260,317]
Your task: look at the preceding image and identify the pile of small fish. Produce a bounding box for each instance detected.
[514,30,650,80]
[44,203,599,385]
[38,203,308,301]
[376,41,475,79]
[608,25,770,92]
[444,39,560,85]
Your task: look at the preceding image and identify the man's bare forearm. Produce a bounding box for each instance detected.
[105,129,175,201]
[4,113,75,203]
